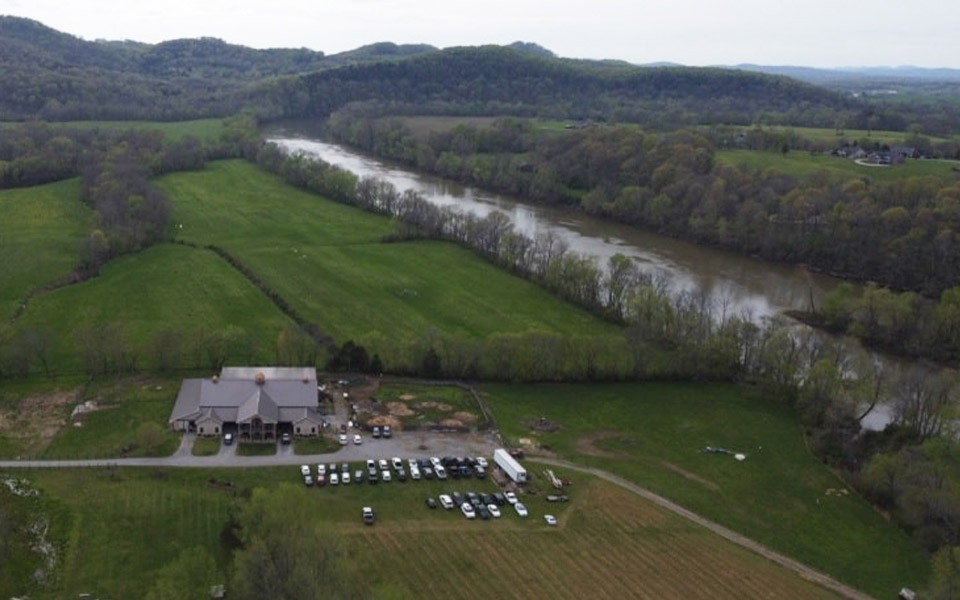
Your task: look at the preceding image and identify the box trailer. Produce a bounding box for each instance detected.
[494,448,528,483]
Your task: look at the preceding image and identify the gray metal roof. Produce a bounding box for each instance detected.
[219,367,317,382]
[169,369,319,425]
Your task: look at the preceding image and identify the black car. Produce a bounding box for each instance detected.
[452,492,464,506]
[418,459,431,469]
[466,492,479,504]
[423,467,435,480]
[459,466,472,479]
[463,456,477,467]
[281,432,292,445]
[477,505,491,520]
[481,493,496,505]
[425,497,438,509]
[372,427,381,439]
[493,493,507,506]
[442,456,456,467]
[396,469,407,482]
[475,466,486,479]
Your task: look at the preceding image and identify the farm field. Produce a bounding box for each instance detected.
[731,124,957,146]
[482,381,929,598]
[716,148,960,182]
[0,118,229,142]
[0,178,90,321]
[9,243,296,373]
[161,160,620,344]
[1,466,841,600]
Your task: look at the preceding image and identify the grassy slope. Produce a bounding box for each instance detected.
[0,178,90,321]
[161,160,619,343]
[0,118,228,142]
[717,148,960,182]
[7,467,840,600]
[482,382,929,597]
[11,243,296,372]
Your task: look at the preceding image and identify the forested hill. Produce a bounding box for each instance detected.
[257,45,859,127]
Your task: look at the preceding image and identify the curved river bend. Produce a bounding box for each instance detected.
[264,125,904,429]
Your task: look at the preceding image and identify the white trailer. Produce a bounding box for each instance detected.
[494,448,528,483]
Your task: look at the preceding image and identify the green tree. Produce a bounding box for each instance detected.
[145,546,219,600]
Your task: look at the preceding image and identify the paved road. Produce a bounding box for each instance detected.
[529,457,875,600]
[0,431,499,469]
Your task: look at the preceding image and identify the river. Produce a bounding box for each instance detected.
[263,123,901,430]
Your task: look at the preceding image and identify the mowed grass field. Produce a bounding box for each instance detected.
[717,148,960,182]
[5,467,841,600]
[160,160,620,343]
[0,118,228,142]
[0,178,91,321]
[482,382,929,597]
[10,243,296,371]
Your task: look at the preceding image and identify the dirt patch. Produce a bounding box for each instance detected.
[366,415,402,430]
[420,401,453,412]
[575,432,630,458]
[0,390,79,456]
[529,417,562,433]
[660,461,720,491]
[452,411,478,424]
[386,402,415,417]
[398,394,416,401]
[439,418,465,428]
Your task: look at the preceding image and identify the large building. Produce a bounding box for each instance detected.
[169,367,324,441]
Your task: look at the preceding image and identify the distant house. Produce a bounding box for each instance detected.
[169,367,324,441]
[889,146,917,163]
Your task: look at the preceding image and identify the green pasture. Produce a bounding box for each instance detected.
[191,436,221,456]
[0,118,228,142]
[9,243,296,372]
[482,381,929,598]
[0,178,90,321]
[717,149,960,182]
[161,160,620,344]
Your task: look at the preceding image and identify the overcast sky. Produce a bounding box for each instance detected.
[1,0,957,68]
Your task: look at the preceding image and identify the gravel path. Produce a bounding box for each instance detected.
[529,457,875,600]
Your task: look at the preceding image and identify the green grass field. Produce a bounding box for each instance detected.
[0,178,90,321]
[482,381,929,598]
[191,436,221,456]
[0,118,228,142]
[738,124,957,146]
[160,160,620,345]
[2,466,841,600]
[717,149,960,182]
[9,243,296,372]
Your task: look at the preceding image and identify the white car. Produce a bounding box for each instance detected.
[476,457,489,468]
[439,494,454,509]
[330,473,339,486]
[461,502,476,519]
[430,456,442,468]
[435,465,447,480]
[338,434,348,445]
[378,459,389,471]
[382,470,392,483]
[300,465,311,477]
[504,491,519,505]
[366,459,376,470]
[353,434,363,445]
[317,464,326,476]
[391,457,403,471]
[342,472,351,484]
[408,458,418,470]
[514,503,528,517]
[410,467,421,480]
[544,514,557,526]
[487,504,501,518]
[304,475,313,486]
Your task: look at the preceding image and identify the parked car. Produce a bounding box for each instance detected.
[408,458,418,470]
[514,503,528,517]
[425,497,438,509]
[461,502,476,519]
[381,470,391,483]
[341,472,351,484]
[493,493,506,506]
[300,465,311,477]
[368,471,378,484]
[353,434,363,445]
[430,457,442,468]
[466,492,479,504]
[317,464,326,476]
[391,457,403,471]
[546,495,569,503]
[281,432,291,445]
[475,466,486,479]
[223,433,234,445]
[338,434,348,445]
[329,473,339,486]
[504,491,519,505]
[362,506,375,525]
[477,505,491,520]
[459,466,472,479]
[378,459,389,471]
[316,474,326,487]
[452,492,464,506]
[423,467,435,480]
[366,459,376,471]
[304,475,313,486]
[450,467,461,480]
[382,425,392,438]
[410,468,421,481]
[396,469,407,482]
[476,456,489,468]
[544,514,558,526]
[487,504,501,518]
[481,493,496,505]
[435,465,447,480]
[354,470,364,484]
[439,494,454,509]
[372,426,381,438]
[341,463,350,473]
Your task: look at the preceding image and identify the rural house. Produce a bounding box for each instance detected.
[169,367,324,441]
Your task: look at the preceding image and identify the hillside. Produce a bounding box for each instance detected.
[261,45,859,127]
